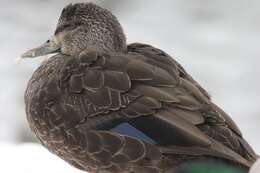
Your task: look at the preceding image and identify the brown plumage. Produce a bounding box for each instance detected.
[22,3,257,173]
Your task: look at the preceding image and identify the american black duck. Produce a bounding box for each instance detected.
[21,3,257,173]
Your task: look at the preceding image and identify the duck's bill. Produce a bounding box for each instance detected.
[21,41,60,58]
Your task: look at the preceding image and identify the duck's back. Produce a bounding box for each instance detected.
[25,44,257,173]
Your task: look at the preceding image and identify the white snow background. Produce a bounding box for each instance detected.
[250,159,260,173]
[0,0,259,172]
[0,143,85,173]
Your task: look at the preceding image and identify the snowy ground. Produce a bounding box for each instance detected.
[0,0,259,171]
[0,143,85,173]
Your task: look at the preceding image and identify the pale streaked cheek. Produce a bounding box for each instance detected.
[53,32,67,46]
[60,32,87,56]
[50,35,58,45]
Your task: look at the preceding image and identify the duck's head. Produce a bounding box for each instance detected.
[21,3,126,58]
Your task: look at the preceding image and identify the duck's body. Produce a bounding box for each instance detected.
[23,3,257,173]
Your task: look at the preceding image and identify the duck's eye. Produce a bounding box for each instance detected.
[46,40,50,43]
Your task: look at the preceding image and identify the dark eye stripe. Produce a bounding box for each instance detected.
[55,22,87,35]
[55,24,72,34]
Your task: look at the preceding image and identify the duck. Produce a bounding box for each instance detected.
[21,3,258,173]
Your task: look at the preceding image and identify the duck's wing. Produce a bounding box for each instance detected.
[50,45,256,169]
[127,43,257,163]
[127,43,243,137]
[128,43,257,152]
